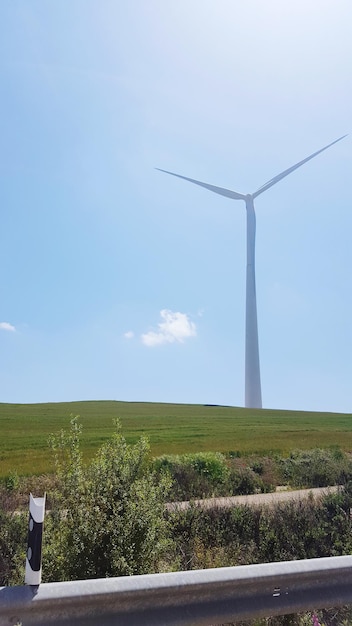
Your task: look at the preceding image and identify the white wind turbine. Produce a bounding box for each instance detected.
[157,135,347,409]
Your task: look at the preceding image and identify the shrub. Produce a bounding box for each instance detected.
[168,485,352,576]
[154,452,274,500]
[228,466,264,495]
[185,452,228,483]
[153,452,229,500]
[279,448,352,488]
[43,416,172,582]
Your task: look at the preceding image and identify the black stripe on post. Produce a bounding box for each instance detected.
[25,493,46,585]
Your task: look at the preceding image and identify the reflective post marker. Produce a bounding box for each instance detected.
[25,493,46,585]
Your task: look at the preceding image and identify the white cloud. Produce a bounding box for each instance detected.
[124,330,134,339]
[141,309,196,347]
[0,322,16,332]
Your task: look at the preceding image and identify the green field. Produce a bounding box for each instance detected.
[0,400,352,477]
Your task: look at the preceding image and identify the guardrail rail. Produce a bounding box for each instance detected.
[2,554,352,625]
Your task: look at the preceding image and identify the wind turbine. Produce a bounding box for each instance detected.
[157,135,347,409]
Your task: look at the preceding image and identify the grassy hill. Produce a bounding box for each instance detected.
[0,400,351,477]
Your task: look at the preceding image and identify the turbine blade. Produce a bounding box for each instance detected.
[253,134,348,198]
[156,168,246,201]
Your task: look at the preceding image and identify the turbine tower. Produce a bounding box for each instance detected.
[157,135,347,409]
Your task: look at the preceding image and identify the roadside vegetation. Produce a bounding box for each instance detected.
[2,417,352,625]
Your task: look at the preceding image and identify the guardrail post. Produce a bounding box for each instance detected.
[25,493,46,586]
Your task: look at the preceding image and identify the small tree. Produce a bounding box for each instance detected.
[44,416,171,581]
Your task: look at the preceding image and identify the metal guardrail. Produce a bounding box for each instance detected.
[1,555,352,626]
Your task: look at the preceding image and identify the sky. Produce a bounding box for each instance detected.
[0,0,351,413]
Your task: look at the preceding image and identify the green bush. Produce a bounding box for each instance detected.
[154,452,272,500]
[279,448,352,488]
[43,416,172,582]
[156,447,352,500]
[153,452,229,500]
[228,466,265,495]
[185,452,228,483]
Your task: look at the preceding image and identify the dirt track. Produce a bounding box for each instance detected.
[166,486,340,512]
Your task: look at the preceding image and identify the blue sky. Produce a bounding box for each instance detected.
[0,0,351,412]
